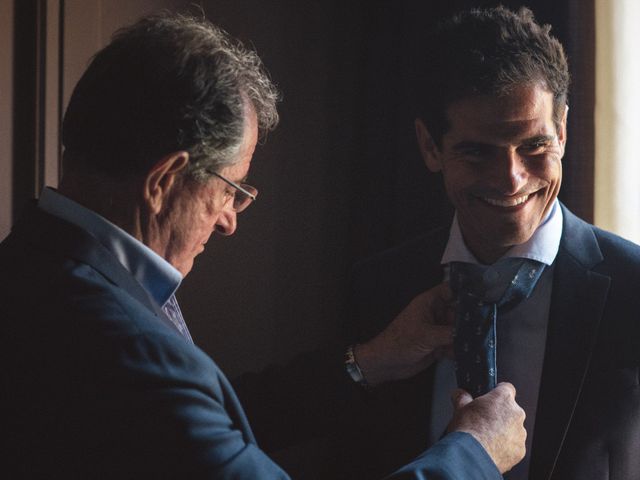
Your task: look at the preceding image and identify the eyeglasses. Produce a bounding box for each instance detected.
[209,171,258,213]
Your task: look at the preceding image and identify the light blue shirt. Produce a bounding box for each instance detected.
[38,187,182,309]
[441,199,563,267]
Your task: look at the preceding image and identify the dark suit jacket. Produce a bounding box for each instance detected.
[1,205,502,479]
[350,204,640,480]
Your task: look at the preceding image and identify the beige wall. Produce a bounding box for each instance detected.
[63,0,189,111]
[0,0,189,241]
[0,0,14,239]
[61,0,190,182]
[594,0,640,244]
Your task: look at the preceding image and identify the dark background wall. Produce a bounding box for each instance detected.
[4,0,593,379]
[181,0,594,377]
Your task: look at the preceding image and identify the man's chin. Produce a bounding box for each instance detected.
[466,224,538,261]
[169,257,194,278]
[489,230,536,251]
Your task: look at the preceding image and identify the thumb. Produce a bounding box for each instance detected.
[451,388,473,410]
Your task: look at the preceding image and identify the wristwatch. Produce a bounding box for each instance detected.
[344,344,369,387]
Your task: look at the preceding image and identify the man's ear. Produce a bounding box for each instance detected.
[415,118,443,173]
[557,104,569,156]
[143,151,189,214]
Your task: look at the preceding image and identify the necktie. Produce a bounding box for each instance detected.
[162,294,194,343]
[449,259,544,397]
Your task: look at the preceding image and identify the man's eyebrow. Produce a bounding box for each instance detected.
[521,134,556,144]
[451,141,492,152]
[451,135,556,151]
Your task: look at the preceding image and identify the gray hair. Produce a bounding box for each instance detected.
[62,12,280,180]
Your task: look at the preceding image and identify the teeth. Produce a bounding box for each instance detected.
[482,195,529,207]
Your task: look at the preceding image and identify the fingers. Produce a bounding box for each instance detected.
[432,282,453,301]
[448,383,527,474]
[493,382,516,400]
[427,324,454,346]
[432,299,455,326]
[417,282,455,326]
[451,388,473,409]
[421,282,454,304]
[433,344,454,360]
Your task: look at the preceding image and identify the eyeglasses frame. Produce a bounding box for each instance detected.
[208,170,257,212]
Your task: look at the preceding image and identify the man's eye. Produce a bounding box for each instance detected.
[462,149,482,156]
[459,149,487,163]
[520,142,549,153]
[224,189,235,198]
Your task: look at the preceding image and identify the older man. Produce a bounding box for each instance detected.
[350,6,640,480]
[1,12,525,479]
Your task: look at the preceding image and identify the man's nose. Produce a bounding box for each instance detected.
[215,205,237,236]
[493,149,528,195]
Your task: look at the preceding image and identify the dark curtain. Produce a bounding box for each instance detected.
[182,0,594,382]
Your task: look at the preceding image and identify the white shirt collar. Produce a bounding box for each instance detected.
[38,187,182,307]
[441,199,563,266]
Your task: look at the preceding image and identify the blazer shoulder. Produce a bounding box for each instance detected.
[353,226,449,279]
[560,204,640,275]
[578,223,640,363]
[592,226,640,266]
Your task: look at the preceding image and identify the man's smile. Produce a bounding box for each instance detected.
[478,192,534,209]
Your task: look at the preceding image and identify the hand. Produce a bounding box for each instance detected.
[354,283,454,386]
[448,382,526,474]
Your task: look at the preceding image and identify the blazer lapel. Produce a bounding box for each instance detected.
[529,205,611,480]
[11,203,161,317]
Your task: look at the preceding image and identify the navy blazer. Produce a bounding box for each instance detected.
[350,204,640,479]
[1,205,501,479]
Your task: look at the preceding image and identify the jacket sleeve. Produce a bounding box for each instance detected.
[231,344,367,452]
[385,432,502,480]
[87,329,292,479]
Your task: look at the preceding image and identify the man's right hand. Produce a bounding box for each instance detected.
[353,283,454,386]
[448,382,526,474]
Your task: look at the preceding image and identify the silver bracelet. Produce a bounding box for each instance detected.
[344,344,369,387]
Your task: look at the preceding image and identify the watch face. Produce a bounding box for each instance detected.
[344,345,367,385]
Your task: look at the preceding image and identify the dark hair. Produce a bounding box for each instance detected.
[417,6,569,146]
[62,13,279,180]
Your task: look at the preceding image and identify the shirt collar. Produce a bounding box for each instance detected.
[38,187,182,307]
[441,199,563,266]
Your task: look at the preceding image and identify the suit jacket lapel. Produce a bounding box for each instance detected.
[529,205,611,480]
[11,203,163,318]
